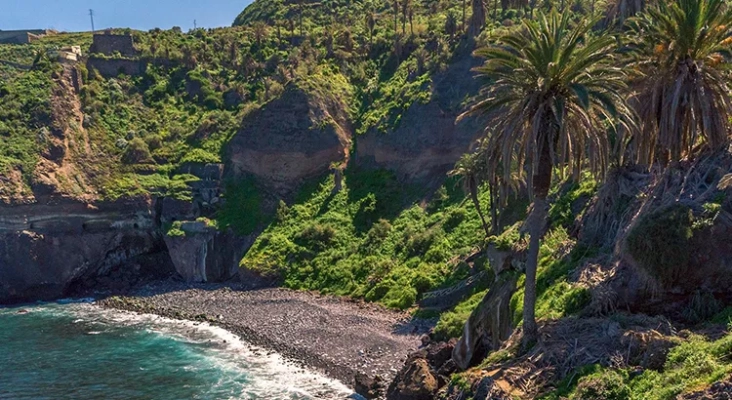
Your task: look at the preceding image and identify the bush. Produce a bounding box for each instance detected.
[571,370,630,400]
[296,223,336,249]
[122,138,153,164]
[625,204,694,287]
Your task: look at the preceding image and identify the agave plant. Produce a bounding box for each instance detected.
[626,0,732,165]
[460,11,633,346]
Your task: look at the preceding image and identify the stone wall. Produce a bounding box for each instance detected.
[87,57,146,78]
[89,33,138,57]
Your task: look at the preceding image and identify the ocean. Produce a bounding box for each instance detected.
[0,301,352,399]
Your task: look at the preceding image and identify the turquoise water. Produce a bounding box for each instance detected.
[0,302,351,399]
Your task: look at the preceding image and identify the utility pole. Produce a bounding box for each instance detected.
[89,9,95,33]
[194,19,197,29]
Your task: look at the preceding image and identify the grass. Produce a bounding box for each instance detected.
[433,289,489,340]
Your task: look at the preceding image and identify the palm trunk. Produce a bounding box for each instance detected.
[462,0,467,32]
[489,180,499,236]
[394,1,399,35]
[522,123,554,349]
[469,178,490,237]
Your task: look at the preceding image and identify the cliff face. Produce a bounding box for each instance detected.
[164,223,252,283]
[0,200,173,304]
[227,84,352,194]
[356,51,484,180]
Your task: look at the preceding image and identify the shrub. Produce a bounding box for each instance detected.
[625,204,694,287]
[122,138,153,164]
[571,370,630,400]
[296,223,336,249]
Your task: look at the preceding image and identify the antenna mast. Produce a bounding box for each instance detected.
[89,9,95,33]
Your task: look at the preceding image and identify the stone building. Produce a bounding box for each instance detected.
[0,29,53,44]
[89,32,138,57]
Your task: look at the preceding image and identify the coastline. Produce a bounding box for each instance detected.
[96,281,433,389]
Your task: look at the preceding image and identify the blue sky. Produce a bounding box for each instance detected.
[1,0,254,32]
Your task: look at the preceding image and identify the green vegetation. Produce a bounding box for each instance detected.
[625,204,694,287]
[217,177,267,236]
[544,333,732,400]
[0,46,56,180]
[241,170,491,309]
[433,288,488,340]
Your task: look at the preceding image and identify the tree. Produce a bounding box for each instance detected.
[252,21,268,48]
[297,0,305,36]
[445,11,459,39]
[459,12,634,347]
[469,0,487,37]
[605,0,649,25]
[450,152,491,237]
[626,0,732,166]
[393,0,400,35]
[366,10,377,47]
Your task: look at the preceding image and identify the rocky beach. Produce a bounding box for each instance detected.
[97,281,434,390]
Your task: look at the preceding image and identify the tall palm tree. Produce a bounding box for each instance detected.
[459,11,634,347]
[625,0,732,165]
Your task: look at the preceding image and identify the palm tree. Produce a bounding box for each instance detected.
[469,0,487,37]
[459,11,634,347]
[366,10,376,47]
[450,152,491,237]
[625,0,732,166]
[445,11,459,39]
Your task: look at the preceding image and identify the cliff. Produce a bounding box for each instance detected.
[356,51,484,180]
[0,199,170,303]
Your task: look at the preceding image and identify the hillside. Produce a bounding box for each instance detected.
[3,0,732,399]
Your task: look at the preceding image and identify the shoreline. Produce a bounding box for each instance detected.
[95,281,433,389]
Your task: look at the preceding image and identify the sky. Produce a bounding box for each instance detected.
[1,0,255,32]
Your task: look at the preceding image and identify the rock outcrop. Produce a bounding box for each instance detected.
[0,199,173,304]
[228,83,352,194]
[163,222,251,283]
[387,341,457,400]
[453,273,518,370]
[356,50,483,181]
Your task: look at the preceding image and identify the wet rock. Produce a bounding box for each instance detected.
[354,372,385,399]
[386,357,439,400]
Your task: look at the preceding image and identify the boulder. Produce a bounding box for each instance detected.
[354,372,385,399]
[164,228,252,283]
[386,357,439,400]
